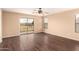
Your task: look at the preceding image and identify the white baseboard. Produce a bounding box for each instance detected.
[45,32,79,41]
[2,34,20,38]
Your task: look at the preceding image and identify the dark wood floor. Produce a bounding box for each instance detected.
[0,33,79,51]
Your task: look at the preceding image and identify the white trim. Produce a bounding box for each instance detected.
[2,34,20,38]
[45,32,79,41]
[0,9,2,43]
[2,32,42,38]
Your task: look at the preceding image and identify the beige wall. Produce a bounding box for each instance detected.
[0,9,2,42]
[2,11,43,38]
[46,9,79,41]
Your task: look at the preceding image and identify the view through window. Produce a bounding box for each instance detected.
[44,17,48,29]
[20,18,34,34]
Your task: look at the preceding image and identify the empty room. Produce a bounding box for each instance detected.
[0,8,79,51]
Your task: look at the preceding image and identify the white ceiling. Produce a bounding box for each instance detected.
[2,8,75,16]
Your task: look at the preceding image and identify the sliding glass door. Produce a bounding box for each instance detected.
[20,18,34,34]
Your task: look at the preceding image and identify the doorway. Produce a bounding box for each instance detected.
[20,18,34,34]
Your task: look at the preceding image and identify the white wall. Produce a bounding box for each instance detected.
[0,9,2,43]
[46,9,79,41]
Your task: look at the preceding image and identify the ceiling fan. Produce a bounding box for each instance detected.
[32,8,48,16]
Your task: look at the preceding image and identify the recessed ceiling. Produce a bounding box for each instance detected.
[2,8,75,16]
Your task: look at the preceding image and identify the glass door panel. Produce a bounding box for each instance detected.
[20,18,34,34]
[27,18,34,33]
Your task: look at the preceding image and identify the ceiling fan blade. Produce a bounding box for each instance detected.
[34,9,38,11]
[44,12,48,14]
[32,11,38,14]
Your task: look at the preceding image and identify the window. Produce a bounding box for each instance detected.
[75,14,79,32]
[44,17,48,29]
[20,18,34,34]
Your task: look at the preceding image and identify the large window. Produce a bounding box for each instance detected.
[20,18,34,34]
[44,17,48,29]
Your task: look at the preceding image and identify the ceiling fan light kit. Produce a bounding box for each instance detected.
[32,8,48,16]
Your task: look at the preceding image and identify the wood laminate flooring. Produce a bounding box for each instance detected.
[0,33,79,51]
